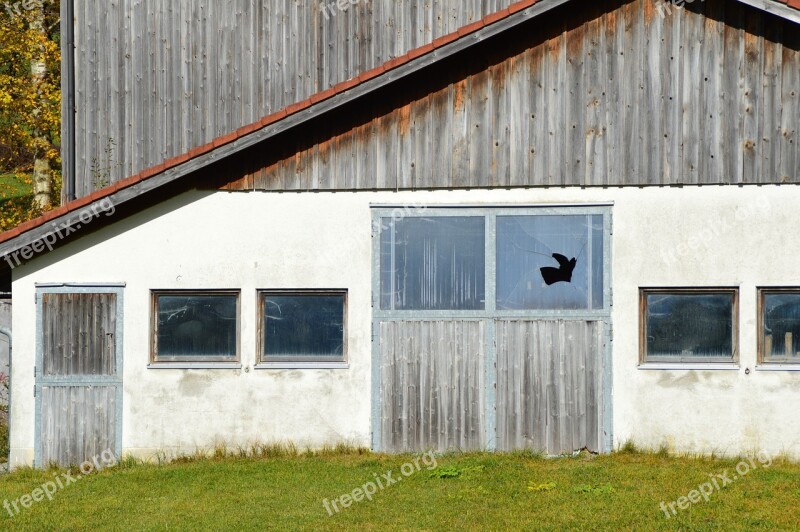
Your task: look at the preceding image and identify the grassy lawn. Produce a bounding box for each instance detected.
[0,173,31,201]
[0,447,798,531]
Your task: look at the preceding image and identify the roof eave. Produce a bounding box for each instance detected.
[736,0,800,24]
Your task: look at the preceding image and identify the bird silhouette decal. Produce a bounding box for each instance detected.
[540,253,577,285]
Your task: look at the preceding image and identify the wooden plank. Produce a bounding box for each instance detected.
[491,61,511,187]
[469,69,492,187]
[605,8,627,185]
[759,23,783,182]
[528,43,546,186]
[643,0,662,184]
[508,54,529,187]
[681,7,702,184]
[700,1,726,184]
[412,97,430,189]
[723,4,745,184]
[584,11,605,187]
[397,104,414,189]
[430,86,453,188]
[779,29,799,182]
[565,23,585,186]
[623,1,642,185]
[451,78,471,187]
[742,15,763,183]
[545,30,562,186]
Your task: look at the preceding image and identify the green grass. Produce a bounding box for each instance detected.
[0,173,31,201]
[0,447,799,530]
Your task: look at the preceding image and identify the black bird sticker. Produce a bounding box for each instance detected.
[540,253,577,285]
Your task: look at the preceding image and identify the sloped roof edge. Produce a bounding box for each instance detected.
[0,0,797,263]
[740,0,800,22]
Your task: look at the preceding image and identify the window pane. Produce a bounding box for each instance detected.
[263,294,345,359]
[497,215,604,310]
[762,292,800,361]
[380,217,485,310]
[156,294,237,359]
[645,293,734,359]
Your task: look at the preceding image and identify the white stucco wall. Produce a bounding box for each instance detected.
[8,185,800,466]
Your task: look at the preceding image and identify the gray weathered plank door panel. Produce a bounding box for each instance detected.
[379,320,485,452]
[495,320,605,454]
[37,291,121,467]
[40,386,117,467]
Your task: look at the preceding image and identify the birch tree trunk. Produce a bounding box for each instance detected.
[31,5,52,209]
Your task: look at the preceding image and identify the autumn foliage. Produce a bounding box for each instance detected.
[0,2,61,230]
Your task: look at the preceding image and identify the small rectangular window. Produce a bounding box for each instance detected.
[259,290,346,362]
[380,216,485,311]
[759,288,800,364]
[640,288,738,364]
[151,291,239,363]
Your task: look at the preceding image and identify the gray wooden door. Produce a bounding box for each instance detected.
[495,320,606,453]
[36,290,122,466]
[379,320,485,452]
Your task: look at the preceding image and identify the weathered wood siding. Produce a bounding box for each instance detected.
[40,386,117,466]
[496,320,605,454]
[42,293,116,376]
[220,0,799,191]
[380,320,485,452]
[70,0,517,195]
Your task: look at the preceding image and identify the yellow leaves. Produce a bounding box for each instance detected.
[0,5,61,173]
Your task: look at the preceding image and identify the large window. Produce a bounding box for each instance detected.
[758,288,800,364]
[151,291,239,363]
[378,210,607,313]
[640,288,738,364]
[259,290,346,363]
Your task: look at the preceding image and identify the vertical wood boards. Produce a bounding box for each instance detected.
[379,320,485,452]
[214,0,799,193]
[71,0,525,192]
[495,320,604,454]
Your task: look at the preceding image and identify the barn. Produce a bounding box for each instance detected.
[1,0,799,467]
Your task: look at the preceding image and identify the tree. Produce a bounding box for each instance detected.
[0,1,61,229]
